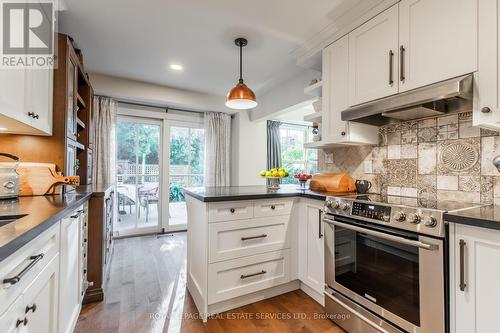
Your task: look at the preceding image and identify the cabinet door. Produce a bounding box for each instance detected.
[454,225,500,333]
[67,60,77,140]
[0,295,25,333]
[304,205,324,295]
[324,36,349,142]
[0,69,32,127]
[58,216,81,333]
[348,4,399,106]
[24,256,59,333]
[399,0,477,92]
[474,0,500,130]
[25,67,53,135]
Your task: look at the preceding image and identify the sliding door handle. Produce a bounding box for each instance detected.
[399,45,405,82]
[459,239,467,291]
[388,50,394,85]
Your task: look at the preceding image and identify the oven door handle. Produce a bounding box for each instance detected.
[324,292,392,333]
[323,217,436,250]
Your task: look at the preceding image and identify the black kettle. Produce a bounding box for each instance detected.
[355,179,372,194]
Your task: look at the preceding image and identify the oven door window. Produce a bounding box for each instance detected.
[334,226,420,326]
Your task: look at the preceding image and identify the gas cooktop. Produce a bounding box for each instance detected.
[324,194,484,237]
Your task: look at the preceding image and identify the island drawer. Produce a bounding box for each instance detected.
[208,201,254,222]
[207,249,290,304]
[253,199,293,218]
[208,216,290,262]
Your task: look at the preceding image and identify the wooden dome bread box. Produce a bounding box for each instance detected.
[309,173,356,193]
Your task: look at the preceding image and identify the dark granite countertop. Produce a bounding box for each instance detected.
[183,185,350,202]
[445,205,500,231]
[0,186,96,262]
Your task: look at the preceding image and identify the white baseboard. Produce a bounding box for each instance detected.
[300,282,325,306]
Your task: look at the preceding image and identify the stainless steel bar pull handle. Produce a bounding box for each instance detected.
[389,50,394,85]
[400,45,405,82]
[241,234,267,241]
[240,270,266,279]
[459,239,467,291]
[318,210,323,239]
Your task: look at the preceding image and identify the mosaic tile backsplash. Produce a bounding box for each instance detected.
[319,111,500,205]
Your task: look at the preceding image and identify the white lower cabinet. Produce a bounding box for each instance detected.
[451,224,500,333]
[187,197,297,320]
[23,255,59,333]
[58,210,83,333]
[298,200,325,303]
[0,203,88,333]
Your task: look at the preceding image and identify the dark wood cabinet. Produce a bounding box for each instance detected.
[84,185,115,304]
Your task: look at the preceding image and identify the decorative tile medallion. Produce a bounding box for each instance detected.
[437,138,480,174]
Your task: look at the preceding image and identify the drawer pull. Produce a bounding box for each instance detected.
[3,254,44,286]
[16,318,28,327]
[25,304,36,314]
[71,210,85,219]
[240,270,267,279]
[230,208,236,214]
[459,239,467,291]
[270,205,276,210]
[241,234,267,241]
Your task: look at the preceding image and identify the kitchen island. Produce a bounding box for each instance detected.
[183,185,333,321]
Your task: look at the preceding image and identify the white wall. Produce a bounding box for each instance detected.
[250,68,321,121]
[89,72,226,112]
[231,111,267,186]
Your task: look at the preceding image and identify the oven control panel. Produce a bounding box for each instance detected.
[351,202,392,222]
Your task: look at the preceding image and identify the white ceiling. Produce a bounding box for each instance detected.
[59,0,369,97]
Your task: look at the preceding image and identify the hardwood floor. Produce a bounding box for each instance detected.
[75,233,344,333]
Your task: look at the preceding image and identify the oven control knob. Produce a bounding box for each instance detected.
[409,213,421,224]
[424,216,437,228]
[325,200,335,208]
[395,212,406,222]
[340,203,350,211]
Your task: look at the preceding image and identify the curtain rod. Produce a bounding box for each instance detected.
[95,94,235,118]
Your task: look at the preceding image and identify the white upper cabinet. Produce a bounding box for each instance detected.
[323,36,378,145]
[348,4,399,106]
[399,0,477,92]
[0,67,53,136]
[474,0,500,130]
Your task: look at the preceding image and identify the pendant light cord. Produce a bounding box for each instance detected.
[239,43,243,83]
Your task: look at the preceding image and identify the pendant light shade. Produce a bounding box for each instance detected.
[226,38,257,110]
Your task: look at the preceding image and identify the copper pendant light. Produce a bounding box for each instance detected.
[226,38,257,110]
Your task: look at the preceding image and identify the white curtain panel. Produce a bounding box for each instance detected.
[204,112,231,187]
[92,96,117,188]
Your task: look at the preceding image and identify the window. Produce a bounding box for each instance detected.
[279,123,318,184]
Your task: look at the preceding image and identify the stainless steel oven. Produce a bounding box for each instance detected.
[321,194,461,333]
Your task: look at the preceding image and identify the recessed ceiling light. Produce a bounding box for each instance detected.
[169,64,183,71]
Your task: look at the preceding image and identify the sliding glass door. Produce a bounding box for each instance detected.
[116,116,162,236]
[167,125,205,230]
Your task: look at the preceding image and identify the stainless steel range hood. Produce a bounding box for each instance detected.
[341,74,473,126]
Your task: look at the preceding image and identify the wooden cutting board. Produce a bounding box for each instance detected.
[17,163,80,196]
